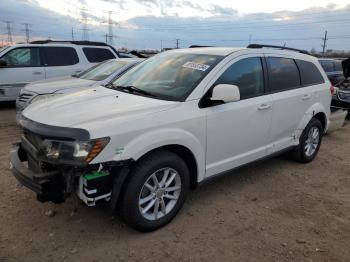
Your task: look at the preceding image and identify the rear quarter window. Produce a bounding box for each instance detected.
[296,60,325,86]
[43,47,79,66]
[267,57,301,92]
[83,48,116,63]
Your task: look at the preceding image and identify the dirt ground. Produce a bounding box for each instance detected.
[0,103,349,262]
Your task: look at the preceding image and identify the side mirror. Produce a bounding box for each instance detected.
[211,84,240,103]
[0,59,7,68]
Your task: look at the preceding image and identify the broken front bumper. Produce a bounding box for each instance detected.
[10,143,65,203]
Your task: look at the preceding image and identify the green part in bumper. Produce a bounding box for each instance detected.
[83,171,110,181]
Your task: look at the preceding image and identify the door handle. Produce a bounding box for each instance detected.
[302,94,312,100]
[258,103,271,110]
[33,71,42,75]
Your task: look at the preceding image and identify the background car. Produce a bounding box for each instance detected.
[16,58,142,110]
[318,58,345,85]
[0,40,119,102]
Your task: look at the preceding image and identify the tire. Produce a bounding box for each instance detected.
[292,118,323,163]
[120,150,190,232]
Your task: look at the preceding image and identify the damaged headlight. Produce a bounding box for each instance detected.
[40,137,110,165]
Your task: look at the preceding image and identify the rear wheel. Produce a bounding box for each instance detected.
[120,150,189,232]
[292,118,323,163]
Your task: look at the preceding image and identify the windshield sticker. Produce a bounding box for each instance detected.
[183,61,210,71]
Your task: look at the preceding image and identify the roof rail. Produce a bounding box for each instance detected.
[189,45,214,48]
[29,40,109,47]
[247,44,310,55]
[29,40,120,56]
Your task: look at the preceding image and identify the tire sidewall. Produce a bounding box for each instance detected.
[300,119,323,162]
[122,151,190,231]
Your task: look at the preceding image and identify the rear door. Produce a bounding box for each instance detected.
[0,47,44,101]
[267,56,318,152]
[42,46,84,79]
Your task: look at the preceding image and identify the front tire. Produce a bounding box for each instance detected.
[120,150,190,232]
[292,118,323,163]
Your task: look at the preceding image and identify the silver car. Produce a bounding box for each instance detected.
[16,58,143,110]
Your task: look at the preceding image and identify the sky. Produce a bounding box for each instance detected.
[0,0,350,51]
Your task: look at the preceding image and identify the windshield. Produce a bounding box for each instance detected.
[77,60,129,81]
[112,52,222,101]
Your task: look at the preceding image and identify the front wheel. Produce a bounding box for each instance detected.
[292,118,323,163]
[120,150,190,232]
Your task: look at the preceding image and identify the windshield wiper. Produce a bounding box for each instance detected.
[109,84,157,98]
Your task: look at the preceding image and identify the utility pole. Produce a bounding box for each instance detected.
[71,27,75,41]
[322,30,328,57]
[175,38,180,49]
[80,8,89,41]
[103,33,108,43]
[3,21,13,44]
[22,23,32,43]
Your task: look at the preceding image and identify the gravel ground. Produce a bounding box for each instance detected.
[0,104,349,262]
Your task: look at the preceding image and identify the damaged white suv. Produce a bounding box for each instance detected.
[11,45,331,231]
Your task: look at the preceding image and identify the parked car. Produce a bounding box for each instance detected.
[331,57,350,111]
[10,45,331,232]
[0,40,119,102]
[318,58,345,85]
[16,58,143,110]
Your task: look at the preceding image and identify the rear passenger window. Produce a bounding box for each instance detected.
[215,57,264,100]
[296,60,324,86]
[43,47,79,66]
[267,57,300,92]
[83,48,116,63]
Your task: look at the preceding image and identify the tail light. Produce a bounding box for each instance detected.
[330,85,335,96]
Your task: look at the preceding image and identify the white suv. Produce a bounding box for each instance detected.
[10,45,331,232]
[0,40,119,102]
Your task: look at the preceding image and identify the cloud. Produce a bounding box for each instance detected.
[1,0,350,52]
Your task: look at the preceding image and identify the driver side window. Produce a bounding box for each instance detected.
[1,47,40,67]
[215,57,265,100]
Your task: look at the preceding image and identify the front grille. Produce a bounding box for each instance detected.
[18,92,34,103]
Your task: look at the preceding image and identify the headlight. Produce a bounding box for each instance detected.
[30,93,62,104]
[40,137,110,165]
[337,91,350,101]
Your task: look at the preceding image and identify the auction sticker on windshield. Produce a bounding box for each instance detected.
[183,61,210,71]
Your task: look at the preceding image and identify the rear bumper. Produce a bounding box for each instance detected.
[10,143,65,203]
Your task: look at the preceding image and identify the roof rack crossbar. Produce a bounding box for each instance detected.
[247,44,310,55]
[29,40,109,47]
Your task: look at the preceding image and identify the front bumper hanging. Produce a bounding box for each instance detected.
[10,143,65,203]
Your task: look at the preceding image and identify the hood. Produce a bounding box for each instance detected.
[23,77,96,94]
[22,87,177,128]
[343,58,350,78]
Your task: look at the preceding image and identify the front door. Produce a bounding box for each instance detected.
[0,47,44,101]
[205,56,273,177]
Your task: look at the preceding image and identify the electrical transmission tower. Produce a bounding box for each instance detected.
[3,21,13,44]
[22,23,32,43]
[80,8,90,41]
[103,11,118,46]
